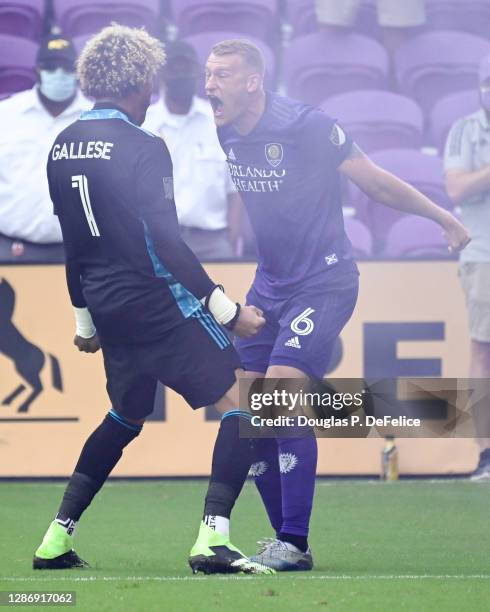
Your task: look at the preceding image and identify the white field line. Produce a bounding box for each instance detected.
[1,575,490,583]
[1,479,476,491]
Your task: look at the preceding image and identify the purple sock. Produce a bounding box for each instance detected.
[278,434,318,538]
[251,438,283,533]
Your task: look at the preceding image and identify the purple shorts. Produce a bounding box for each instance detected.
[235,277,359,380]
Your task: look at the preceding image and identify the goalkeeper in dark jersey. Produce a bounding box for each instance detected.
[32,25,273,575]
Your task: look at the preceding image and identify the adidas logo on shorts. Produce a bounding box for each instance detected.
[284,336,301,349]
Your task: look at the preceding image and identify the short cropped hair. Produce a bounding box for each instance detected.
[211,39,265,75]
[77,24,166,99]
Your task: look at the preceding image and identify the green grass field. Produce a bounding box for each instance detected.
[1,480,489,611]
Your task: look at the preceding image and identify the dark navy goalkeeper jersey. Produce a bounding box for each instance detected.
[47,104,216,344]
[217,92,359,297]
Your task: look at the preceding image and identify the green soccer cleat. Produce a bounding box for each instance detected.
[188,521,275,575]
[33,521,89,570]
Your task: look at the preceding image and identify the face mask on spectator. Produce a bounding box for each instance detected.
[165,76,196,108]
[481,86,490,112]
[39,68,77,102]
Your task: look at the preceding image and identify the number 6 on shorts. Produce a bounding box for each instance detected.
[291,307,315,336]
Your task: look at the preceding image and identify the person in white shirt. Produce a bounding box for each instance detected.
[444,55,490,480]
[144,40,241,260]
[0,34,90,262]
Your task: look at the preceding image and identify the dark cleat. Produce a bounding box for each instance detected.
[33,550,89,570]
[189,522,275,575]
[189,545,274,575]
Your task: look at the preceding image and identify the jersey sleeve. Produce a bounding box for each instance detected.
[46,150,59,216]
[444,118,473,172]
[65,259,86,308]
[136,136,216,300]
[298,110,354,170]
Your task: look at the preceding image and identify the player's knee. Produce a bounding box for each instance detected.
[109,408,146,428]
[214,397,236,415]
[266,364,308,379]
[124,414,146,426]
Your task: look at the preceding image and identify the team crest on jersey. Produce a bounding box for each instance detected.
[265,143,283,167]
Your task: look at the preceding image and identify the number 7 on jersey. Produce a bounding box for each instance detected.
[71,174,101,237]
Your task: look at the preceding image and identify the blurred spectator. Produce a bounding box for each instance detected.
[315,0,426,55]
[444,54,490,481]
[144,40,241,260]
[0,34,90,262]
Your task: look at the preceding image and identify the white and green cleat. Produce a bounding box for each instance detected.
[188,522,275,575]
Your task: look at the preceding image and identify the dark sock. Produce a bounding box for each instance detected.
[203,411,253,519]
[277,434,317,544]
[278,532,308,553]
[56,410,142,524]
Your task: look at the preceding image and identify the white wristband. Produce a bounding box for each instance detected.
[201,287,237,325]
[73,307,96,338]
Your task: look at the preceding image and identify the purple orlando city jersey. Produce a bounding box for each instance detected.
[217,92,359,298]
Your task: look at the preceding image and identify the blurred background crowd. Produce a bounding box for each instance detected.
[0,0,489,264]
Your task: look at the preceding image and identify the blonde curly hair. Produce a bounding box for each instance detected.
[77,24,166,99]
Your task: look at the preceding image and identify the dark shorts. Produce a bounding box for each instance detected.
[101,308,241,420]
[236,278,359,380]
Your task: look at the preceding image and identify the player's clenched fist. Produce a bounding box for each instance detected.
[233,305,265,338]
[74,334,101,353]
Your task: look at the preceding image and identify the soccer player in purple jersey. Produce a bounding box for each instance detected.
[205,39,471,571]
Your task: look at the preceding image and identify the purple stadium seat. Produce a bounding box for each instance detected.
[286,0,380,39]
[382,216,451,259]
[344,217,373,258]
[183,31,276,95]
[394,30,490,115]
[0,34,37,96]
[350,149,452,254]
[0,0,44,41]
[53,0,160,38]
[429,90,480,153]
[172,0,278,41]
[285,0,317,36]
[320,90,424,153]
[283,32,388,106]
[426,0,490,39]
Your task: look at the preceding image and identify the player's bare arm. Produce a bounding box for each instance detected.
[339,144,471,253]
[445,165,490,205]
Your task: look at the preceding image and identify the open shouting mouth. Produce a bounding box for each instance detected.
[208,94,224,118]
